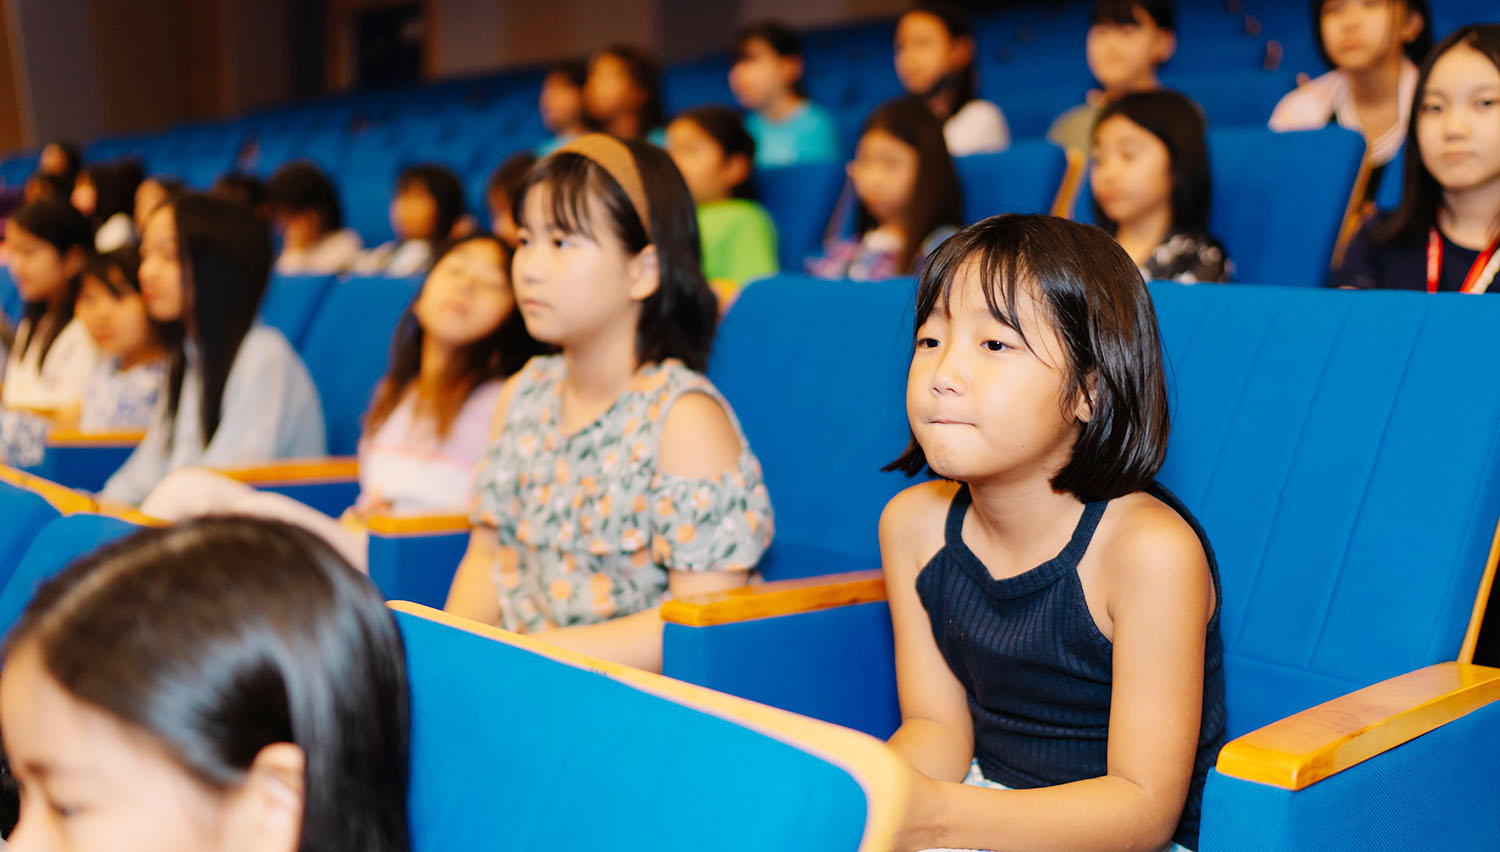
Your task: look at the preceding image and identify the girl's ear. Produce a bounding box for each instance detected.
[1073,372,1098,424]
[627,244,661,302]
[62,246,86,280]
[950,34,976,69]
[1153,31,1177,64]
[1399,8,1425,44]
[723,154,753,194]
[781,55,805,88]
[227,742,305,852]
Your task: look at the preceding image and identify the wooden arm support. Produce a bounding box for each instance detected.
[661,569,888,627]
[217,457,360,486]
[1216,661,1500,791]
[364,513,471,536]
[45,428,146,447]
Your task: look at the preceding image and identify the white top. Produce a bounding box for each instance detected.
[356,378,503,514]
[355,239,434,278]
[274,229,364,276]
[1,317,104,412]
[94,213,135,253]
[944,99,1011,157]
[1268,60,1418,166]
[101,324,326,505]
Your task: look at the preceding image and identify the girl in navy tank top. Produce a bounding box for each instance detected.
[880,215,1225,852]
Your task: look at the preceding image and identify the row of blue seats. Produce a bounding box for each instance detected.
[0,473,902,851]
[5,270,1500,850]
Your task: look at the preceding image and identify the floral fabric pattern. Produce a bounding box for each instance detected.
[471,356,774,634]
[0,357,164,467]
[1141,230,1233,285]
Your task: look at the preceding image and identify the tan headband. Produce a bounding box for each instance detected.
[552,133,652,238]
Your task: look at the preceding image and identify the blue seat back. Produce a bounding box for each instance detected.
[0,514,140,639]
[1206,126,1364,285]
[1162,70,1297,129]
[298,274,421,456]
[396,608,876,851]
[1374,145,1406,212]
[756,161,848,271]
[0,266,22,324]
[955,140,1068,224]
[0,483,60,593]
[707,275,917,580]
[1151,283,1500,738]
[260,273,338,348]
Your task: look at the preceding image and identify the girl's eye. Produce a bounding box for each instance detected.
[916,337,940,349]
[982,340,1008,352]
[1420,102,1442,114]
[1478,98,1497,110]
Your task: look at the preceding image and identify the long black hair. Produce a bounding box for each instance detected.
[159,193,274,445]
[515,137,718,371]
[886,214,1170,503]
[1090,89,1213,235]
[1312,0,1431,68]
[2,517,411,852]
[9,199,91,368]
[854,96,963,275]
[1375,24,1500,247]
[364,233,546,437]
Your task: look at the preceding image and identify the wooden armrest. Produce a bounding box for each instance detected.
[0,465,98,514]
[660,569,887,627]
[217,457,360,486]
[364,513,470,536]
[45,428,146,447]
[1050,146,1087,218]
[1216,661,1500,790]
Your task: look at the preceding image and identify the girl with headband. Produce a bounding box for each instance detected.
[444,134,774,671]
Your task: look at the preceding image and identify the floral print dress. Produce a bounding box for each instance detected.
[470,355,774,634]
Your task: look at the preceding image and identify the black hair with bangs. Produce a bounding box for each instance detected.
[512,136,717,372]
[886,214,1170,503]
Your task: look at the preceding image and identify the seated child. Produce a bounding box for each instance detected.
[666,105,779,293]
[881,214,1223,852]
[1048,0,1176,153]
[729,20,841,166]
[584,44,666,143]
[265,161,363,275]
[487,151,538,247]
[139,234,544,570]
[538,59,589,156]
[0,516,411,852]
[211,171,269,217]
[1089,90,1232,283]
[101,194,325,506]
[0,247,166,466]
[356,164,465,278]
[73,161,143,253]
[1270,0,1430,202]
[807,96,962,281]
[1332,25,1500,292]
[896,2,1010,156]
[134,175,185,233]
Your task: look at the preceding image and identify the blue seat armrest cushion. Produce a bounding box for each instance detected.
[662,571,899,738]
[1201,665,1500,851]
[365,515,469,607]
[34,429,144,492]
[219,457,361,517]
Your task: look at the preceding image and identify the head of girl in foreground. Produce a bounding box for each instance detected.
[888,214,1170,504]
[74,246,167,366]
[366,233,546,438]
[512,134,718,372]
[1090,89,1212,236]
[1311,0,1429,73]
[850,96,962,274]
[0,517,410,852]
[139,193,273,443]
[665,105,757,204]
[1378,24,1500,245]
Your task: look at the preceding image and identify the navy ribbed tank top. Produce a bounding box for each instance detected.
[916,481,1225,850]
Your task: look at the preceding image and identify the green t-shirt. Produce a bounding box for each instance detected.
[697,199,779,287]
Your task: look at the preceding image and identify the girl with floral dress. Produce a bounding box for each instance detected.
[444,134,774,672]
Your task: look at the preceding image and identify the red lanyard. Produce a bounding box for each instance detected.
[1427,228,1500,294]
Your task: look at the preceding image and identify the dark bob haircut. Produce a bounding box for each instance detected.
[2,516,411,852]
[514,136,718,372]
[672,105,758,200]
[1376,24,1500,247]
[1312,0,1430,69]
[266,160,344,233]
[1091,0,1175,31]
[1091,89,1213,235]
[886,214,1170,503]
[395,162,465,243]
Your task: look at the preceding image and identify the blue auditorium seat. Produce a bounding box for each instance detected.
[394,603,903,851]
[755,162,848,271]
[1162,69,1298,128]
[259,273,338,349]
[0,513,140,637]
[661,282,1500,851]
[298,273,420,457]
[0,266,22,324]
[0,482,60,593]
[955,140,1069,223]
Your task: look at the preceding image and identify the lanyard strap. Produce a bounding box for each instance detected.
[1428,227,1500,294]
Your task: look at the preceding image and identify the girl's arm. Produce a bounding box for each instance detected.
[881,482,978,783]
[527,391,751,672]
[444,526,505,625]
[896,505,1214,852]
